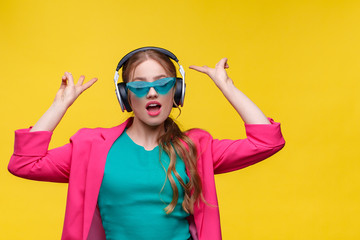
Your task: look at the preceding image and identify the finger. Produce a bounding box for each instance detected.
[81,77,98,92]
[60,75,67,89]
[215,58,228,69]
[76,75,85,86]
[65,72,75,86]
[189,65,209,74]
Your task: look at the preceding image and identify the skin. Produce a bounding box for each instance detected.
[30,57,270,151]
[125,59,176,150]
[30,72,97,132]
[189,58,270,125]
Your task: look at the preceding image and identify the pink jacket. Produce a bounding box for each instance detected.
[8,117,285,240]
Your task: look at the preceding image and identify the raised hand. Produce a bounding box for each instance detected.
[189,58,270,124]
[54,72,98,109]
[30,72,98,132]
[189,58,233,90]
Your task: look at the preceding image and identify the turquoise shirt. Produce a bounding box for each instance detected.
[98,130,190,240]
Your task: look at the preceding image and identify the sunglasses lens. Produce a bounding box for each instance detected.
[126,84,149,97]
[126,77,176,97]
[154,78,176,94]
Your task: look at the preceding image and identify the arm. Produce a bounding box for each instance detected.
[211,118,285,174]
[8,72,97,181]
[189,58,284,173]
[188,120,285,174]
[189,58,270,124]
[8,129,72,182]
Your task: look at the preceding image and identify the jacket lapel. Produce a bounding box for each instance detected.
[83,118,132,239]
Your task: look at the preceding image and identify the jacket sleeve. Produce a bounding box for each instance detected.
[8,128,72,183]
[210,118,285,174]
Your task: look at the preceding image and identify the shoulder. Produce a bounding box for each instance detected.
[70,126,116,141]
[73,126,114,135]
[186,128,211,137]
[72,127,108,136]
[70,118,132,142]
[185,128,214,145]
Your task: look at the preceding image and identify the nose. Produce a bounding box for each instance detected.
[146,87,158,98]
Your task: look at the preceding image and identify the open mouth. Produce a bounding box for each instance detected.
[146,102,162,116]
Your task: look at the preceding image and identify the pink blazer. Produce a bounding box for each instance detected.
[8,117,285,240]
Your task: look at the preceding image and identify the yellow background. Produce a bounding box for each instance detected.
[1,0,359,239]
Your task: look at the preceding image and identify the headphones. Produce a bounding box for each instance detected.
[113,47,186,112]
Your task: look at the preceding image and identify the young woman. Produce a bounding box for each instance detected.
[8,47,285,240]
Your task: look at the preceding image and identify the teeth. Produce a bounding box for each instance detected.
[148,104,158,107]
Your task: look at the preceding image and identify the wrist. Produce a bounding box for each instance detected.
[50,101,69,113]
[218,79,236,94]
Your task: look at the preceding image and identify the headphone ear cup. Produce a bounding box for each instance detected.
[173,77,183,107]
[118,82,132,112]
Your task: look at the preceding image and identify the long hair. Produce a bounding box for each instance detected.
[122,49,204,214]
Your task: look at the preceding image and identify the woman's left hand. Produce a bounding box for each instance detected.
[190,58,270,124]
[189,58,234,90]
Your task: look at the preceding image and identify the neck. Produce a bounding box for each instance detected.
[126,117,165,151]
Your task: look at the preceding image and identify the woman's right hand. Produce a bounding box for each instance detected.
[30,72,97,132]
[54,72,98,109]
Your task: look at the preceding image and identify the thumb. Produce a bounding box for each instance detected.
[215,58,228,69]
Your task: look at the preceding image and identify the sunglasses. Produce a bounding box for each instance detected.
[126,77,176,98]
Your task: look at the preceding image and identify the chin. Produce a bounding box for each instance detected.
[136,113,169,129]
[132,103,173,129]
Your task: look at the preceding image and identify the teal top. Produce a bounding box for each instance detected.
[98,130,190,240]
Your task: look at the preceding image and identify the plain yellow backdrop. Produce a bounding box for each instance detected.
[1,0,359,239]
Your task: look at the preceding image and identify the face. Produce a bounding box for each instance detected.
[128,59,175,128]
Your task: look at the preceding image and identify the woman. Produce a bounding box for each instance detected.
[8,47,285,240]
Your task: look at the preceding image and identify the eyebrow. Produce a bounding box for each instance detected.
[133,74,167,81]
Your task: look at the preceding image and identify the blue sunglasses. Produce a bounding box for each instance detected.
[126,77,176,97]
